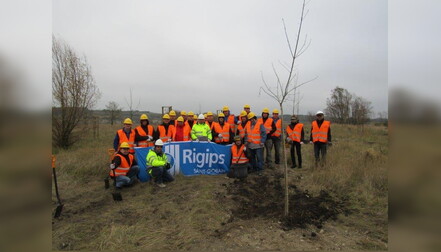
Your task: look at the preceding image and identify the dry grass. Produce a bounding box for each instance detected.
[52,122,388,251]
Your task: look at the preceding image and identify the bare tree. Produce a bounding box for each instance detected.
[105,101,122,125]
[325,86,352,124]
[260,0,316,216]
[351,95,372,130]
[52,35,101,149]
[125,88,140,120]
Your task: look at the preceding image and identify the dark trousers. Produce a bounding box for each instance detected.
[313,142,327,164]
[272,138,281,164]
[290,142,302,167]
[247,147,264,172]
[149,166,174,184]
[115,165,139,188]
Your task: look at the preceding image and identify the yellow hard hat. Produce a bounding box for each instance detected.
[140,114,148,120]
[247,112,256,119]
[203,113,207,118]
[180,110,187,116]
[177,116,184,122]
[163,114,170,119]
[207,111,213,116]
[193,115,198,120]
[123,118,133,124]
[120,142,130,149]
[218,112,225,117]
[262,108,270,113]
[272,109,279,114]
[222,106,229,111]
[188,111,194,116]
[244,104,250,109]
[240,110,247,117]
[169,110,176,116]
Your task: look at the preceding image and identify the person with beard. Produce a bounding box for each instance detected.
[286,115,305,168]
[154,114,175,143]
[187,111,196,128]
[135,114,154,147]
[309,111,332,167]
[213,112,234,145]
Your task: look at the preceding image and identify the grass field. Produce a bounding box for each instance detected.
[52,122,388,251]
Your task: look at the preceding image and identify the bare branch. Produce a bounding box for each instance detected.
[282,19,294,58]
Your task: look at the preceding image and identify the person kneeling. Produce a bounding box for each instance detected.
[110,142,140,189]
[146,139,174,188]
[228,135,251,180]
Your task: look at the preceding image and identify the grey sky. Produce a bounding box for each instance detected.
[51,0,388,116]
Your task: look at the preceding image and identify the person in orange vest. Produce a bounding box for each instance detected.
[257,108,276,166]
[309,111,332,166]
[135,114,154,148]
[113,118,136,154]
[110,142,140,189]
[173,116,191,141]
[236,110,249,140]
[286,115,305,168]
[180,111,188,122]
[154,114,175,143]
[213,112,233,145]
[169,110,177,126]
[244,112,267,176]
[271,109,282,164]
[222,106,237,133]
[205,111,218,132]
[228,135,251,179]
[187,111,196,128]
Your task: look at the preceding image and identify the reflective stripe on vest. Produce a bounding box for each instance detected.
[110,153,134,177]
[286,123,303,142]
[117,129,135,153]
[135,125,154,147]
[257,118,273,134]
[214,123,230,143]
[245,121,263,145]
[237,121,249,139]
[173,125,191,142]
[311,120,330,143]
[231,144,249,164]
[273,119,282,137]
[158,125,174,142]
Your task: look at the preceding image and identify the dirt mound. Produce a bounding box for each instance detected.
[223,171,350,230]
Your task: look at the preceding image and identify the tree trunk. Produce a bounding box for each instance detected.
[280,105,289,216]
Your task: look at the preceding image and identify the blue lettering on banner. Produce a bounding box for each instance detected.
[135,142,231,182]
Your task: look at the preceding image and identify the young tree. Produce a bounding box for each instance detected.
[125,88,140,120]
[105,101,122,125]
[260,0,316,216]
[52,35,100,149]
[325,86,352,124]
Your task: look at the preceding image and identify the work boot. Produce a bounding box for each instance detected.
[157,183,166,188]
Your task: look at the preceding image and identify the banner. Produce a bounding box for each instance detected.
[134,141,231,182]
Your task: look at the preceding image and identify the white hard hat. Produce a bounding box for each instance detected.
[316,110,324,115]
[155,139,164,146]
[198,114,205,120]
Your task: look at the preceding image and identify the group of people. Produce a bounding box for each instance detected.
[109,105,332,188]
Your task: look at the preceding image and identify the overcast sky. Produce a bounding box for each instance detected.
[49,0,388,116]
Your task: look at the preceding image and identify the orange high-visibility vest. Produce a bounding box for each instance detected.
[237,121,249,139]
[117,129,135,153]
[135,125,154,147]
[286,123,303,142]
[157,124,175,142]
[110,153,134,177]
[273,118,282,137]
[245,121,263,145]
[214,123,231,143]
[206,121,218,131]
[173,124,191,141]
[311,120,330,143]
[257,117,274,134]
[226,114,235,125]
[231,144,249,164]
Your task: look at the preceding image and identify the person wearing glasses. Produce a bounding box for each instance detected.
[146,139,174,188]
